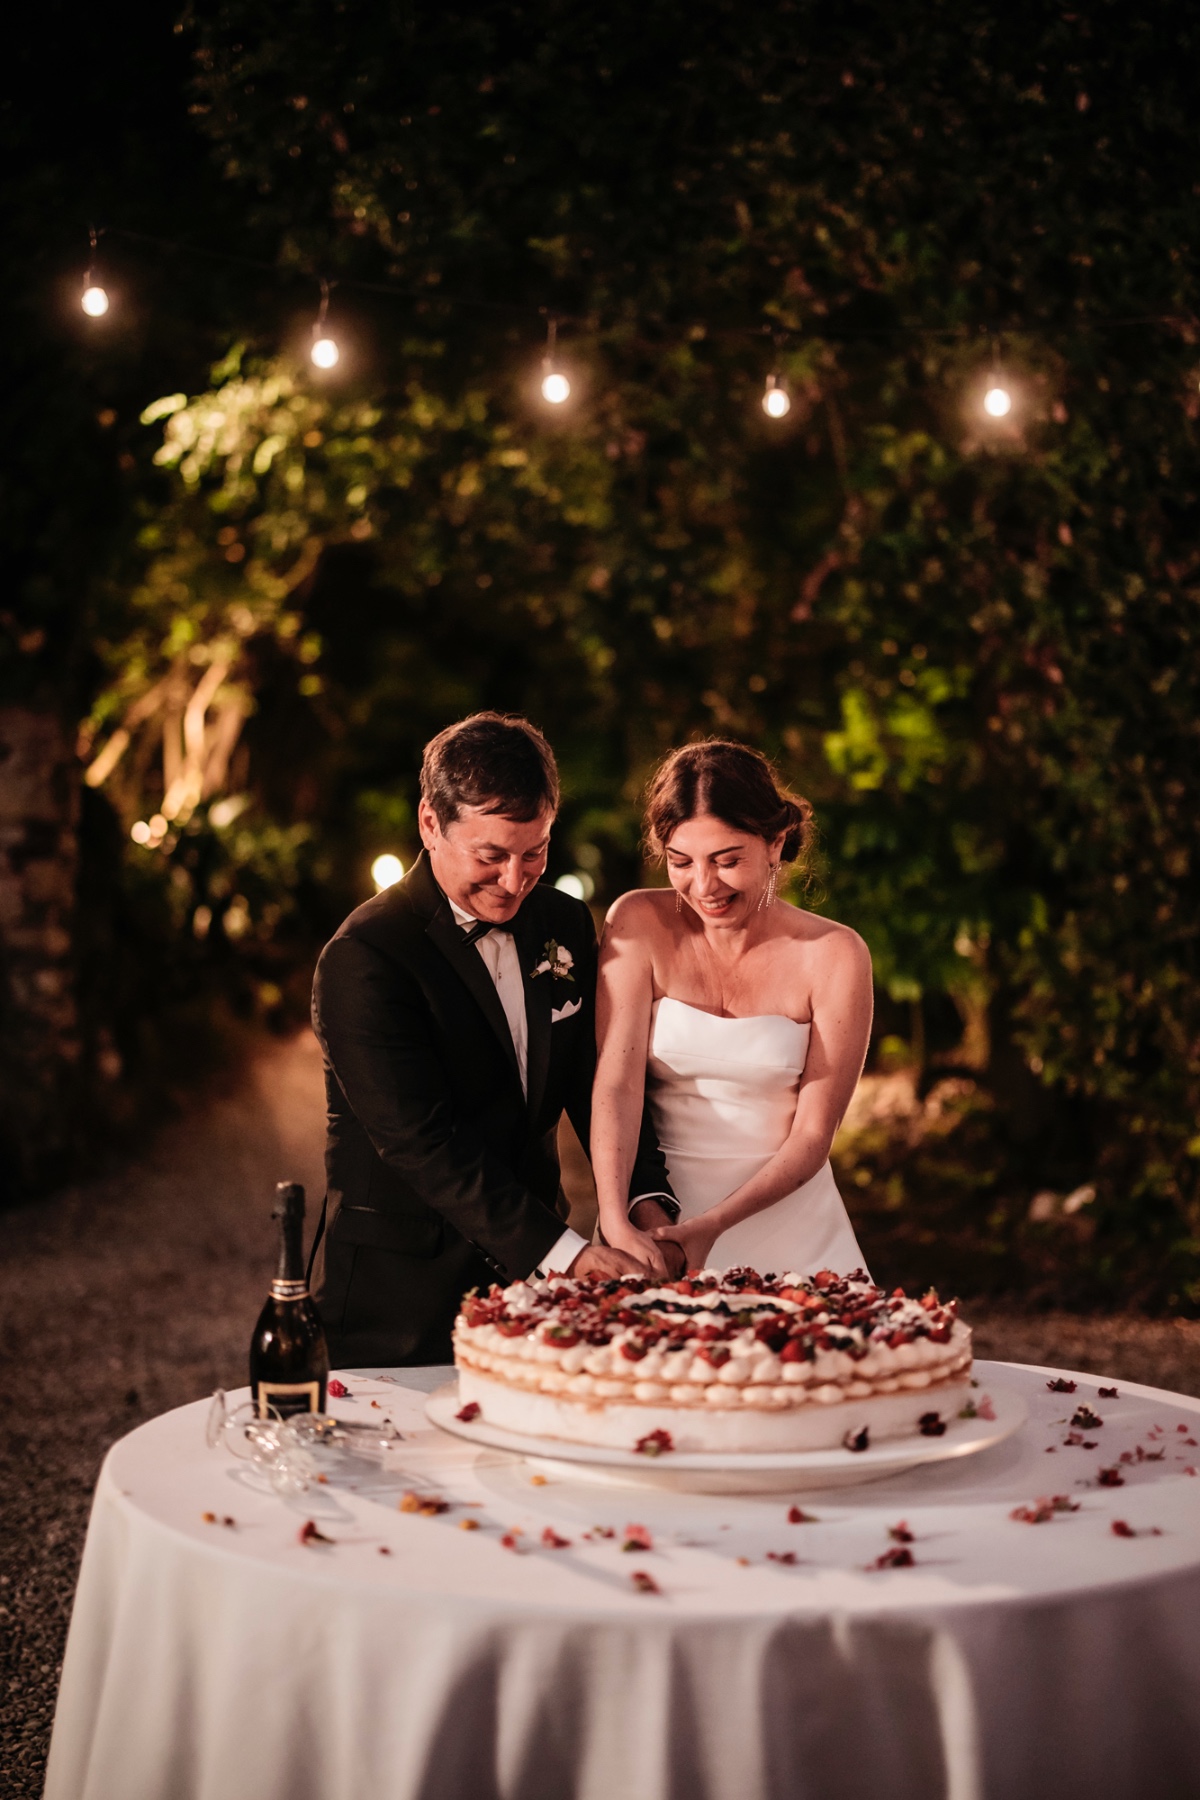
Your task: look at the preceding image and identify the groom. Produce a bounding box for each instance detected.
[310,712,681,1366]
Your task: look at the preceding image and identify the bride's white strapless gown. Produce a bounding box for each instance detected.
[646,996,868,1277]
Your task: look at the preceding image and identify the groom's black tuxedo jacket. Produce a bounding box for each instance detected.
[310,851,673,1365]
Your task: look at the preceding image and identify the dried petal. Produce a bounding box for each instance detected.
[1111,1520,1136,1537]
[766,1550,797,1565]
[1046,1378,1077,1394]
[298,1520,334,1546]
[842,1425,870,1453]
[1097,1467,1125,1488]
[1071,1406,1104,1430]
[455,1402,481,1423]
[868,1546,914,1569]
[635,1428,674,1457]
[1098,1387,1118,1398]
[787,1506,818,1524]
[327,1379,350,1398]
[399,1490,450,1515]
[631,1570,661,1594]
[541,1527,572,1548]
[622,1523,653,1552]
[459,1518,480,1531]
[918,1412,946,1437]
[888,1521,914,1543]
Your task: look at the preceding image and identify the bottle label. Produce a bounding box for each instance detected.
[271,1280,310,1301]
[256,1381,321,1418]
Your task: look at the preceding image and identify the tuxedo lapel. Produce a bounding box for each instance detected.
[407,855,524,1092]
[514,892,555,1124]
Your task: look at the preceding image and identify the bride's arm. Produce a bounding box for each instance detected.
[656,927,873,1262]
[591,895,671,1274]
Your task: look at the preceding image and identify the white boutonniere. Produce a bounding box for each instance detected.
[530,939,575,983]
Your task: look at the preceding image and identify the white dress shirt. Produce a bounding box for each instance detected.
[448,899,588,1275]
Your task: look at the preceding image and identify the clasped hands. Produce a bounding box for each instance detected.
[569,1199,719,1281]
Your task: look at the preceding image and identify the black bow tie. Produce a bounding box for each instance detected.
[462,917,517,945]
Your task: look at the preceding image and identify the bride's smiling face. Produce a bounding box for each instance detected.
[664,813,783,927]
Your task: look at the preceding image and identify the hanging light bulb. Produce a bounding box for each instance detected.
[310,278,340,369]
[540,316,570,404]
[762,374,791,419]
[81,226,109,316]
[982,337,1012,418]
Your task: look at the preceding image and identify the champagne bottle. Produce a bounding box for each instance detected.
[249,1182,330,1419]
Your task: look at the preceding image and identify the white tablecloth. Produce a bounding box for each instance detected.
[45,1360,1200,1800]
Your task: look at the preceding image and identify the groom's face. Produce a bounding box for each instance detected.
[419,799,554,923]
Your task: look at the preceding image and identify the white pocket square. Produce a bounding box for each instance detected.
[551,998,582,1024]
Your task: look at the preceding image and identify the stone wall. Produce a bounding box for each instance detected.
[0,708,83,1200]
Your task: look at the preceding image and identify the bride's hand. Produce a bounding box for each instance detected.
[651,1214,721,1274]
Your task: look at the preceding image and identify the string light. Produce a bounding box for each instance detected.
[983,338,1013,418]
[310,278,340,369]
[371,853,405,890]
[762,373,791,419]
[81,226,109,317]
[540,317,570,404]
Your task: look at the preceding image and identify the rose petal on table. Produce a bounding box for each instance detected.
[298,1520,334,1547]
[868,1546,914,1570]
[327,1379,350,1398]
[1046,1379,1077,1393]
[631,1570,661,1594]
[455,1402,481,1422]
[541,1527,571,1548]
[787,1506,818,1524]
[622,1524,653,1552]
[1098,1387,1118,1398]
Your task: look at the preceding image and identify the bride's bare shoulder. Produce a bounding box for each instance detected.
[783,905,872,968]
[603,887,675,941]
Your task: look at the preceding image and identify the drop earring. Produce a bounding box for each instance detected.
[760,864,779,910]
[675,890,683,914]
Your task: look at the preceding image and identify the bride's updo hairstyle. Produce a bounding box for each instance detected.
[644,740,815,871]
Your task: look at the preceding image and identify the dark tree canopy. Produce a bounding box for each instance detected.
[8,1,1200,1294]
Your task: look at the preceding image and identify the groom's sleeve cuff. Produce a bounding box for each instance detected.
[538,1227,590,1275]
[629,1192,680,1223]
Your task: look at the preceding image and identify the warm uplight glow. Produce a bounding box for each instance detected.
[130,820,151,845]
[762,377,791,419]
[82,285,109,317]
[371,853,405,891]
[311,335,340,369]
[984,384,1012,418]
[541,370,570,405]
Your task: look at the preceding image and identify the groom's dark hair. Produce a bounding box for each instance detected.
[421,713,560,828]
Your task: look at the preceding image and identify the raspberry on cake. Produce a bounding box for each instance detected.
[453,1268,973,1454]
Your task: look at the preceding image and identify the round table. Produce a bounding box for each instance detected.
[45,1360,1200,1800]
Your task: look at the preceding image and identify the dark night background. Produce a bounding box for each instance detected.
[3,3,1200,1783]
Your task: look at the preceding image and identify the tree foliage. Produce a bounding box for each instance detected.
[83,0,1200,1296]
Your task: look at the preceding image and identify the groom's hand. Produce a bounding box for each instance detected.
[569,1244,653,1280]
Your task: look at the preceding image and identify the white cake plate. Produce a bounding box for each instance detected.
[425,1381,1027,1493]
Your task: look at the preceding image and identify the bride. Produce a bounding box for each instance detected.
[591,740,873,1277]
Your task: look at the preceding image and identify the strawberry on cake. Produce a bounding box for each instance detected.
[453,1268,973,1454]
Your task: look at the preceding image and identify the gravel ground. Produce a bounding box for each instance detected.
[4,1028,1200,1795]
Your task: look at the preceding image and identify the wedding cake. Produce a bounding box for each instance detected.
[453,1267,972,1454]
